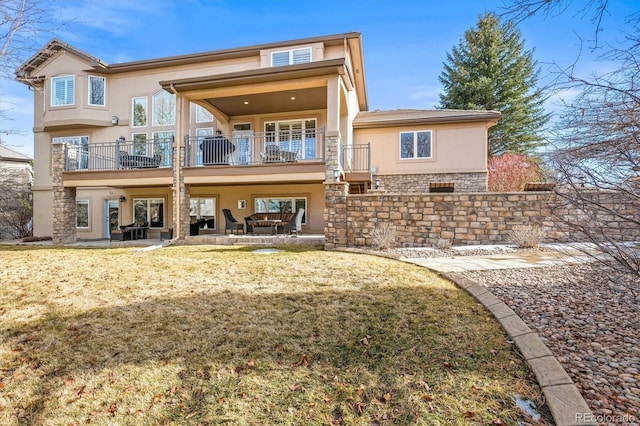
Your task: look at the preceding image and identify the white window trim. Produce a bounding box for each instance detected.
[152,91,176,127]
[132,96,148,127]
[133,198,166,228]
[88,75,106,107]
[399,130,433,160]
[271,47,312,66]
[194,104,214,123]
[76,199,90,229]
[253,197,307,225]
[51,74,75,107]
[264,118,317,159]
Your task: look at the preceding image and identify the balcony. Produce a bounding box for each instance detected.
[64,137,174,172]
[184,128,325,167]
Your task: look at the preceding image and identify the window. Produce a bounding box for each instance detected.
[400,130,432,159]
[132,133,147,155]
[76,200,89,229]
[152,131,175,167]
[190,197,216,229]
[88,75,106,106]
[152,91,176,126]
[196,128,213,138]
[53,136,89,170]
[195,104,214,123]
[51,75,75,106]
[271,47,311,66]
[132,97,148,127]
[264,119,316,159]
[254,197,307,224]
[133,198,165,228]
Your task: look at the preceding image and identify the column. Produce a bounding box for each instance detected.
[51,142,77,245]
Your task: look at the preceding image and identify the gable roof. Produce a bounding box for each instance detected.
[0,145,32,163]
[353,109,501,128]
[15,38,107,84]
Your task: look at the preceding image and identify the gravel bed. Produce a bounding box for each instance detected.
[462,263,640,424]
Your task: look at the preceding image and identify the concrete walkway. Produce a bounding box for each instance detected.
[402,244,597,273]
[396,245,600,426]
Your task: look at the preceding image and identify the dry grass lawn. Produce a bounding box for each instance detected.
[0,245,551,425]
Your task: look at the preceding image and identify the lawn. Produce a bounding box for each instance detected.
[0,245,550,425]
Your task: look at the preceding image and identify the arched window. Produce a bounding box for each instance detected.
[152,91,175,126]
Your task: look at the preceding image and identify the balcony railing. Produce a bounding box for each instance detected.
[64,137,174,172]
[185,128,325,167]
[341,143,371,173]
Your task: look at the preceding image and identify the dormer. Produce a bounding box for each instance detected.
[260,42,324,68]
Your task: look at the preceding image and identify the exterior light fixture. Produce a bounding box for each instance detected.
[119,195,126,202]
[333,169,340,182]
[243,101,249,105]
[375,178,381,189]
[111,116,119,125]
[290,96,296,100]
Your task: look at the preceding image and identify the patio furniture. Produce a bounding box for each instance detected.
[283,208,304,235]
[260,145,299,163]
[124,222,149,240]
[160,228,174,241]
[190,219,204,236]
[119,151,162,168]
[244,212,294,234]
[201,132,235,165]
[222,209,244,235]
[110,229,131,241]
[261,144,282,163]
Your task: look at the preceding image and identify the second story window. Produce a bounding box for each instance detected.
[51,75,75,106]
[88,75,106,106]
[152,91,175,126]
[132,97,148,127]
[271,47,311,67]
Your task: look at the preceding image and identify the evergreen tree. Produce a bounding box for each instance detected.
[438,12,549,157]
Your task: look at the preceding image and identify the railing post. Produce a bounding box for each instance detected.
[367,142,371,172]
[115,138,121,169]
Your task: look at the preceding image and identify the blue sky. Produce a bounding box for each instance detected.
[1,0,636,157]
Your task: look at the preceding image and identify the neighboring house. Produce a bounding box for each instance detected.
[15,32,499,242]
[0,145,32,239]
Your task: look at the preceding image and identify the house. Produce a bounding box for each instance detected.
[15,32,499,243]
[0,145,32,239]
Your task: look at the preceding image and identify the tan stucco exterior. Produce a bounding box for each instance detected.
[16,33,498,242]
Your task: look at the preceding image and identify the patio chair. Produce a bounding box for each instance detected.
[283,208,304,235]
[261,144,282,163]
[222,209,244,235]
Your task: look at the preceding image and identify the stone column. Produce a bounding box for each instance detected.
[323,131,349,249]
[324,182,349,250]
[51,142,77,245]
[172,143,190,239]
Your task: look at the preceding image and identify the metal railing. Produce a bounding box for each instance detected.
[341,143,371,172]
[185,128,325,167]
[64,137,174,172]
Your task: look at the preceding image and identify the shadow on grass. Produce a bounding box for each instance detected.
[0,254,551,425]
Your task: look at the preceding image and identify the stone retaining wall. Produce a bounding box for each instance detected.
[331,191,640,248]
[377,172,487,193]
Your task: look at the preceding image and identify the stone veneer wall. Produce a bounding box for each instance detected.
[51,142,77,245]
[325,191,640,248]
[377,172,487,193]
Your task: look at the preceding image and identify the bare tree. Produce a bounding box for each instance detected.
[1,0,64,135]
[0,164,33,239]
[503,1,640,281]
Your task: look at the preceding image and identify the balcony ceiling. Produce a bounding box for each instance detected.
[203,87,327,116]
